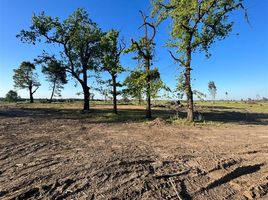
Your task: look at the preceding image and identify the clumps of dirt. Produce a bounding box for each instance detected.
[1,105,268,199]
[150,160,190,178]
[203,163,264,192]
[148,117,167,127]
[243,175,268,199]
[208,158,241,173]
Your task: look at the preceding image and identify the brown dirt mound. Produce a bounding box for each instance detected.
[148,117,167,126]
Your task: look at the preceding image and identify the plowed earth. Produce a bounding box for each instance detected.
[0,105,267,200]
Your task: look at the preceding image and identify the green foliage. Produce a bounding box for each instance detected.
[152,0,246,58]
[19,8,104,73]
[152,0,245,121]
[41,59,67,99]
[5,90,20,102]
[13,61,40,91]
[125,11,158,117]
[123,68,167,101]
[101,29,124,76]
[123,70,144,103]
[150,68,170,99]
[100,29,125,108]
[125,11,156,65]
[17,8,105,109]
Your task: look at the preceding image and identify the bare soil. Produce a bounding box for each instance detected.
[0,104,267,200]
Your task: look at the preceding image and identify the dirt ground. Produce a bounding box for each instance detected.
[0,104,267,200]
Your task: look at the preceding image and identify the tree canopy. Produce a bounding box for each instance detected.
[17,8,104,110]
[123,68,166,104]
[13,61,40,103]
[152,0,246,121]
[41,59,67,102]
[13,3,248,121]
[5,90,20,102]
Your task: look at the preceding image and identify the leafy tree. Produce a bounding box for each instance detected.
[41,59,67,103]
[152,0,246,121]
[123,68,166,105]
[101,30,125,114]
[13,61,40,103]
[150,68,169,100]
[5,90,20,102]
[17,8,104,111]
[123,70,144,105]
[208,81,217,103]
[126,11,157,118]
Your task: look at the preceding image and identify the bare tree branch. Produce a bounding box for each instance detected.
[169,51,185,66]
[32,86,39,94]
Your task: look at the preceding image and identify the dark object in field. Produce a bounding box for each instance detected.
[170,100,184,108]
[152,104,167,108]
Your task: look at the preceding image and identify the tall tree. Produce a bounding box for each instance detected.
[101,30,125,114]
[126,11,156,118]
[208,81,217,103]
[41,59,67,102]
[13,61,40,103]
[17,8,103,111]
[152,0,246,121]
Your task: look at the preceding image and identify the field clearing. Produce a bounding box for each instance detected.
[0,102,267,199]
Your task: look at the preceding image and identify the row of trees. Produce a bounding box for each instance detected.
[14,9,167,117]
[14,0,246,121]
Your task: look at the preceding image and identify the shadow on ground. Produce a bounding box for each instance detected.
[201,111,268,125]
[0,105,267,125]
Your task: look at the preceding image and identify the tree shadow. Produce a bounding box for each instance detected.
[0,105,267,125]
[0,106,157,124]
[200,110,268,125]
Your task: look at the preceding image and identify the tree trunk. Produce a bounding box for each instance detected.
[29,85,34,103]
[82,67,90,111]
[49,80,56,103]
[112,75,118,114]
[146,59,152,119]
[185,49,194,122]
[83,85,90,111]
[138,97,142,105]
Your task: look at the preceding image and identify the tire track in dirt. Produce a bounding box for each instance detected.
[0,106,267,199]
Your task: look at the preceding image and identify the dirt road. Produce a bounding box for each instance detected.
[0,106,267,199]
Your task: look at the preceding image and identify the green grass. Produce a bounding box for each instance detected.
[195,101,268,113]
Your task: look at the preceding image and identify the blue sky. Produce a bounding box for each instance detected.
[0,0,267,100]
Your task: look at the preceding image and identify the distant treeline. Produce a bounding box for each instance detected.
[1,97,268,103]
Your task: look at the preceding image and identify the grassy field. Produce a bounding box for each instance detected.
[195,101,268,113]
